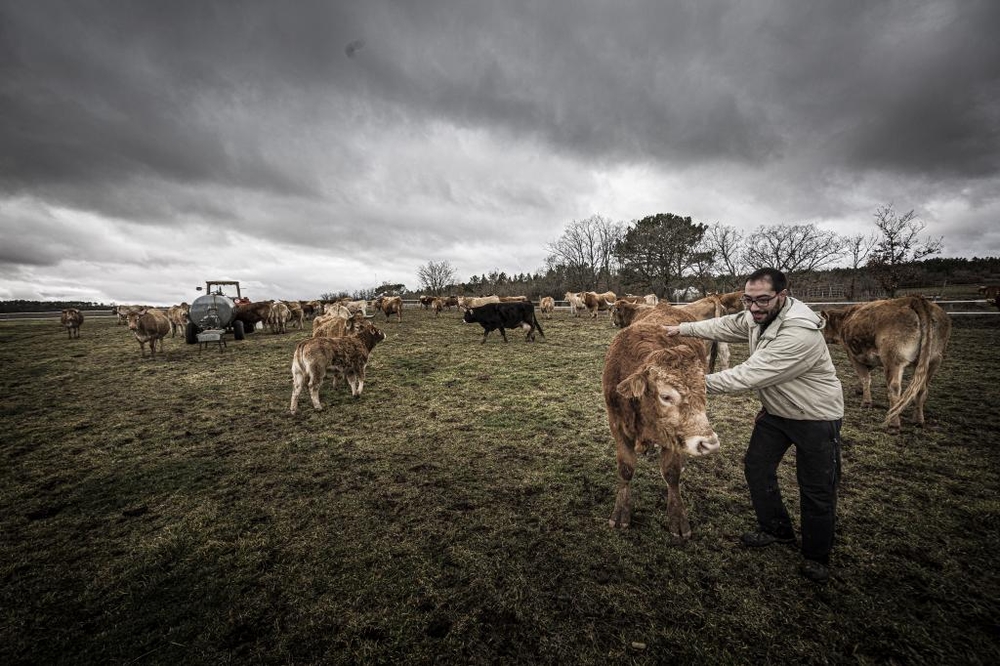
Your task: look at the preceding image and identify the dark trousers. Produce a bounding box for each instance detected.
[745,412,842,563]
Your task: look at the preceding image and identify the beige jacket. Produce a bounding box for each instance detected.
[678,296,844,421]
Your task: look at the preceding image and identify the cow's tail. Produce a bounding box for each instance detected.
[884,296,934,426]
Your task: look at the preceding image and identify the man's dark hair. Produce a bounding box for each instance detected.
[746,267,788,293]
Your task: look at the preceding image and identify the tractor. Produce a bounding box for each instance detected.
[184,280,251,345]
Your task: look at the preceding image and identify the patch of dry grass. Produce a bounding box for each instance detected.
[1,308,998,664]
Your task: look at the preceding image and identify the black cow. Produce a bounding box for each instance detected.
[462,302,545,344]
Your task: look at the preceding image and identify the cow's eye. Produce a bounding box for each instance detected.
[658,392,675,405]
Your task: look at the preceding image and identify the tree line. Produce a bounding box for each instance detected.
[392,204,999,302]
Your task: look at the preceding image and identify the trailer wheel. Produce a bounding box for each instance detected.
[185,322,198,345]
[233,319,245,341]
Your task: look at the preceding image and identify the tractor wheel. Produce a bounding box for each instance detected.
[185,322,198,345]
[233,319,245,341]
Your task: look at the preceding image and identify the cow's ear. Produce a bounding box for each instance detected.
[617,371,648,400]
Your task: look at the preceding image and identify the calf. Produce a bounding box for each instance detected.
[60,308,84,339]
[126,308,171,358]
[289,320,386,413]
[821,296,951,431]
[462,302,544,343]
[603,306,720,538]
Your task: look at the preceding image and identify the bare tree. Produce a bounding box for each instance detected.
[417,260,457,295]
[702,222,749,291]
[843,232,878,300]
[867,204,942,297]
[743,223,844,277]
[545,215,623,290]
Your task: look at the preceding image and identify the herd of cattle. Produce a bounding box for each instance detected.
[56,287,976,536]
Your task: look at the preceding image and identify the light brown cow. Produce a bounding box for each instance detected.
[539,296,555,318]
[60,308,84,339]
[680,291,745,371]
[498,295,529,303]
[562,292,585,317]
[126,308,171,358]
[166,303,189,337]
[374,295,403,323]
[431,297,444,317]
[313,311,365,338]
[289,319,386,413]
[582,290,617,318]
[821,296,951,431]
[284,301,305,330]
[603,306,721,538]
[268,301,291,334]
[458,295,500,311]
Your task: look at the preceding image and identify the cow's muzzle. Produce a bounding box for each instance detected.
[684,433,721,456]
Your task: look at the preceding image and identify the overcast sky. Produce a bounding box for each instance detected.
[1,0,998,305]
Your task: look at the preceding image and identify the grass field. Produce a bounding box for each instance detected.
[2,307,999,665]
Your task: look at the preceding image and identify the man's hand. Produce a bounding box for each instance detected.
[664,325,681,336]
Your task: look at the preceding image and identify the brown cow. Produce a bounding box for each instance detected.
[582,290,617,318]
[431,297,444,317]
[610,300,654,328]
[539,296,555,318]
[977,285,999,299]
[126,308,171,358]
[233,301,273,332]
[374,295,403,323]
[289,319,386,413]
[60,308,84,339]
[603,306,721,537]
[821,296,951,431]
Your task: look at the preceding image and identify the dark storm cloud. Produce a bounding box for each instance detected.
[1,0,997,302]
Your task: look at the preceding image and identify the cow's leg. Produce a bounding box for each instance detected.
[353,368,366,397]
[659,447,691,539]
[308,368,325,410]
[609,429,637,529]
[498,327,508,343]
[884,362,905,431]
[717,341,731,371]
[913,355,943,426]
[849,359,873,407]
[290,371,304,414]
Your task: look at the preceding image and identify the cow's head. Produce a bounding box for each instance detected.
[126,310,145,330]
[616,347,720,456]
[819,309,846,344]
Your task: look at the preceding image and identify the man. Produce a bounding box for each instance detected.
[665,268,843,584]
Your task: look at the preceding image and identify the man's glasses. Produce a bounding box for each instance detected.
[741,293,780,308]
